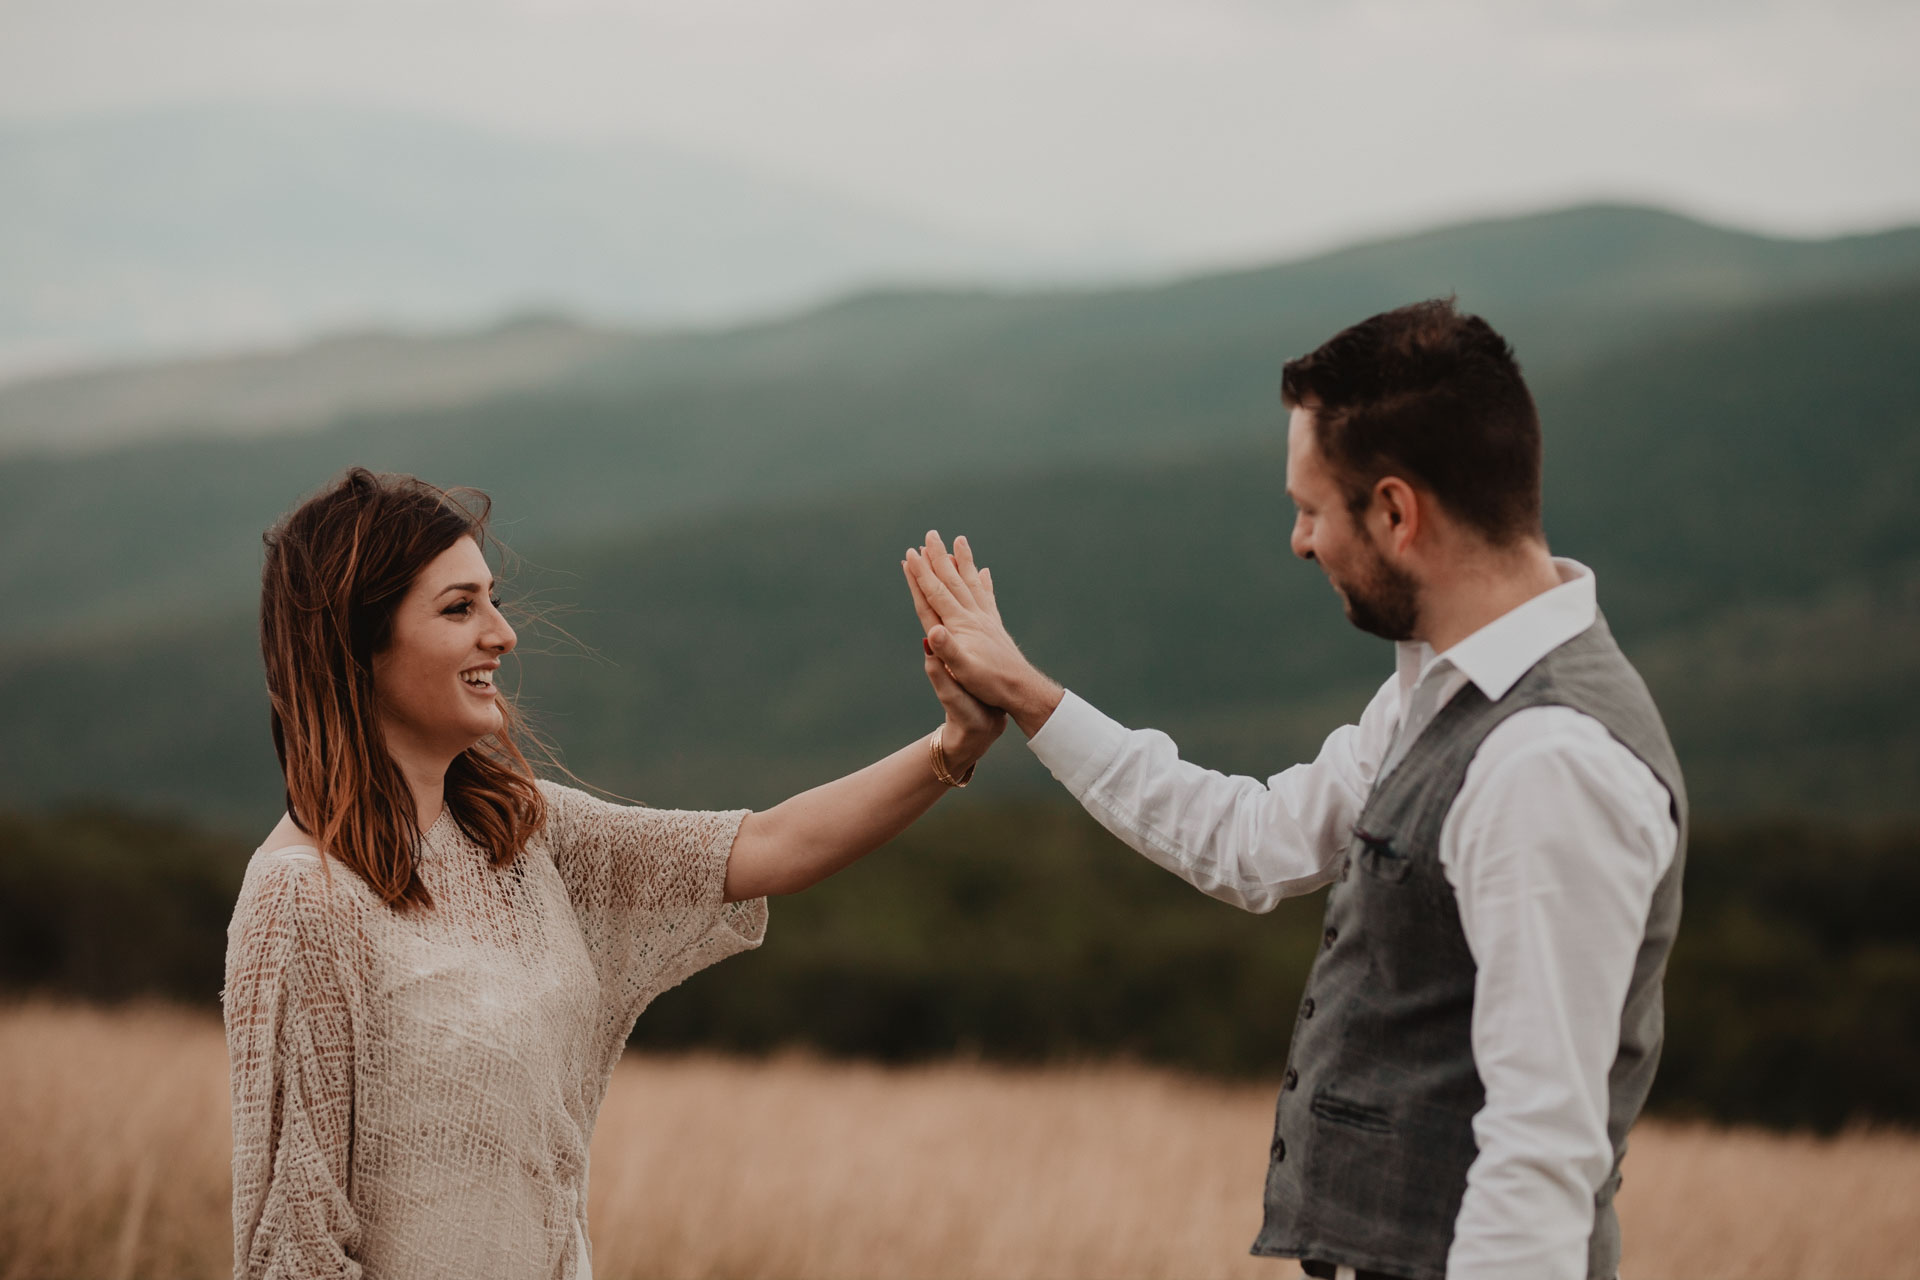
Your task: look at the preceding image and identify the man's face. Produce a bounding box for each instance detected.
[1286,406,1420,642]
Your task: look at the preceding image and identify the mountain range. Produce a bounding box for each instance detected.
[0,104,1092,375]
[1,202,1915,831]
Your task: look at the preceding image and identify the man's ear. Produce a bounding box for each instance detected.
[1371,477,1421,554]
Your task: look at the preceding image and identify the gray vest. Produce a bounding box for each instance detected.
[1251,613,1687,1280]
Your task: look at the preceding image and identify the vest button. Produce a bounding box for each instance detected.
[1322,926,1338,949]
[1272,1136,1287,1162]
[1302,997,1316,1019]
[1284,1067,1298,1090]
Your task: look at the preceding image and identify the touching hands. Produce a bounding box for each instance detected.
[923,628,1006,774]
[903,532,1064,738]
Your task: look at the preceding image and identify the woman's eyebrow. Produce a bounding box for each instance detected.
[435,579,495,598]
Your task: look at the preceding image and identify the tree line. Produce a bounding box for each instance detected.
[3,799,1914,1131]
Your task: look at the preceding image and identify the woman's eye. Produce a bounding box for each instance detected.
[489,597,504,610]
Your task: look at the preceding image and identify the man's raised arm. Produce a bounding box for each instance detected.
[903,531,1392,913]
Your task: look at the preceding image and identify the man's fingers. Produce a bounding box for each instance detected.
[902,558,943,633]
[923,530,978,609]
[976,565,1001,618]
[906,548,966,619]
[953,534,988,597]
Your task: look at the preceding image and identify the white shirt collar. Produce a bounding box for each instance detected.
[1395,557,1599,704]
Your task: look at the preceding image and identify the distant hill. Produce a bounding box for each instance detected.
[0,314,630,457]
[4,278,1916,828]
[5,203,1918,649]
[0,104,1062,371]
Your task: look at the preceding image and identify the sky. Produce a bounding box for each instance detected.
[3,0,1917,269]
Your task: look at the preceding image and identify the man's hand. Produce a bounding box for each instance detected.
[902,531,1064,738]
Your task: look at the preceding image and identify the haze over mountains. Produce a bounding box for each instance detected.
[2,203,1915,831]
[0,105,1103,376]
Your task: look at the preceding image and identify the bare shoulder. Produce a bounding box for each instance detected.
[257,812,325,860]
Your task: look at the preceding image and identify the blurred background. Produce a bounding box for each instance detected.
[3,0,1918,1168]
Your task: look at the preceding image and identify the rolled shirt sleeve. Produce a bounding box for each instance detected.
[1442,707,1679,1280]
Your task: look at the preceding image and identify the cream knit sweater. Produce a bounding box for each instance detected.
[222,779,767,1280]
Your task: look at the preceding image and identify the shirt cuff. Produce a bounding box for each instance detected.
[1025,689,1130,799]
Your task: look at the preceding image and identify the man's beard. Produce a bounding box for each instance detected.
[1332,538,1420,642]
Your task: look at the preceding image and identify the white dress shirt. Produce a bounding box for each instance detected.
[1026,559,1677,1280]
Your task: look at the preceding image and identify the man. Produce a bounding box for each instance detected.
[901,298,1684,1280]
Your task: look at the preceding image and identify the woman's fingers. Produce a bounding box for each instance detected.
[925,650,980,711]
[927,652,1005,731]
[925,650,961,695]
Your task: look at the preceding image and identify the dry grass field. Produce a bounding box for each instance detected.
[3,1000,1917,1280]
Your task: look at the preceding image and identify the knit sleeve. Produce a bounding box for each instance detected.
[536,780,768,1027]
[223,851,363,1280]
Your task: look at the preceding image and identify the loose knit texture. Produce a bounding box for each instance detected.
[222,779,767,1280]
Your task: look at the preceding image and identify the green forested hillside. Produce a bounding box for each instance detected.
[4,279,1916,827]
[5,204,1918,647]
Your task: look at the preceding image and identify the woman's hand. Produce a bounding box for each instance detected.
[721,563,1010,901]
[904,531,1063,737]
[925,636,1006,776]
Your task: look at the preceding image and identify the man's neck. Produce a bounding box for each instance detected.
[1415,541,1563,655]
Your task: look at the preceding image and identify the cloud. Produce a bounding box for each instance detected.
[1,0,1914,263]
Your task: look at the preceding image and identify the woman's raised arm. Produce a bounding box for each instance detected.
[722,630,1005,901]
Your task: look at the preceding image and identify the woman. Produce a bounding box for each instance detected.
[225,467,1001,1279]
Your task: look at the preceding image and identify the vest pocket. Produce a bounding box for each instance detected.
[1351,827,1411,884]
[1310,1091,1395,1134]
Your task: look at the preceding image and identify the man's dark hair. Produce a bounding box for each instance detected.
[1280,298,1543,546]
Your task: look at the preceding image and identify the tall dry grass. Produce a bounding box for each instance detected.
[2,1000,1916,1280]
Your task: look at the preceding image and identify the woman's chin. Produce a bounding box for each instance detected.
[441,712,502,752]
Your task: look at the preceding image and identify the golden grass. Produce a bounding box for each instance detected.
[3,1000,1917,1280]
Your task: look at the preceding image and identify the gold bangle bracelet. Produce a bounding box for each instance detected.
[928,730,975,787]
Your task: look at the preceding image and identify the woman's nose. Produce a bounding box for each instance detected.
[485,609,516,654]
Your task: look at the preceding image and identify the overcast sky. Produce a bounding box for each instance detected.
[3,0,1916,267]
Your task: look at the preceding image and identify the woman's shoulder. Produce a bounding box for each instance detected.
[532,777,641,840]
[232,819,361,934]
[225,823,368,1014]
[245,816,331,885]
[253,813,323,862]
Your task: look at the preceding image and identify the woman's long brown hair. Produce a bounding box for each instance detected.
[261,467,546,910]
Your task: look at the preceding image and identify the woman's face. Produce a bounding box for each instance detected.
[372,535,517,762]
